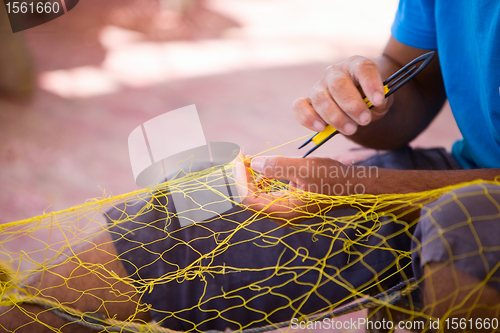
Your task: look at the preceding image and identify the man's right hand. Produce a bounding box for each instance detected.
[291,37,446,151]
[292,56,393,136]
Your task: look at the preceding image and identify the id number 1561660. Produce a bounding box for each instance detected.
[5,1,60,14]
[445,318,499,330]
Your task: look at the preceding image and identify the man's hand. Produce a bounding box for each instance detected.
[233,155,368,225]
[233,154,500,225]
[293,37,447,150]
[293,56,393,136]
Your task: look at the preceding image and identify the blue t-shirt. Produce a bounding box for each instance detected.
[391,0,500,169]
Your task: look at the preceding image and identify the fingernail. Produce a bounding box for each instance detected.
[359,111,371,125]
[372,91,385,105]
[251,156,266,172]
[313,120,326,132]
[343,123,357,135]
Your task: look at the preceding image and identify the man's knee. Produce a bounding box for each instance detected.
[420,182,500,230]
[413,182,500,290]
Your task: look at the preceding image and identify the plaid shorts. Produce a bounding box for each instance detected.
[106,147,499,331]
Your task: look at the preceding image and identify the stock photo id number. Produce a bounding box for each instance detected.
[2,0,79,32]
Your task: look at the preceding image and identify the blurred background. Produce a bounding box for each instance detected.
[0,0,461,225]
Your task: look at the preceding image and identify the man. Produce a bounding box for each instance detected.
[1,1,499,332]
[233,0,500,327]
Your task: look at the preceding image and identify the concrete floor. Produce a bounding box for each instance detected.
[0,1,461,331]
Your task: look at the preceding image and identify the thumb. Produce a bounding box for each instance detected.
[250,156,304,182]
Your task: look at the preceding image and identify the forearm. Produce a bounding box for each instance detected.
[366,168,500,195]
[339,167,500,222]
[244,156,500,223]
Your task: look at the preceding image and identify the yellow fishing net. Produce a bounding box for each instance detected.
[1,143,499,333]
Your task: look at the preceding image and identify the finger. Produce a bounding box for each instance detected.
[326,70,372,127]
[346,56,387,108]
[233,156,279,200]
[242,189,321,226]
[233,161,250,199]
[250,156,307,183]
[235,160,298,224]
[292,97,326,132]
[231,152,248,196]
[230,150,245,169]
[239,157,325,225]
[370,94,393,121]
[243,193,301,226]
[309,84,358,135]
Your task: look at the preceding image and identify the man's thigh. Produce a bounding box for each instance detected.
[0,231,151,332]
[107,196,414,331]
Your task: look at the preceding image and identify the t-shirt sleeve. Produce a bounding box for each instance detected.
[391,0,437,50]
